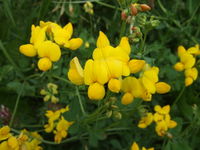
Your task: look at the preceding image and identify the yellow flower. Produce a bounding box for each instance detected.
[129,59,146,73]
[0,126,11,141]
[68,57,84,85]
[155,82,171,94]
[154,105,170,115]
[88,82,105,100]
[7,136,19,149]
[19,44,37,57]
[121,92,134,105]
[184,67,198,81]
[54,117,73,143]
[37,57,52,71]
[44,121,55,133]
[37,41,61,62]
[45,110,61,122]
[108,78,121,93]
[138,113,153,128]
[185,77,193,87]
[155,120,168,136]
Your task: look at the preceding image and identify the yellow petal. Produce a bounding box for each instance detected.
[131,142,139,150]
[129,59,146,73]
[174,62,184,71]
[93,60,109,84]
[185,67,198,80]
[107,59,122,78]
[37,41,61,62]
[65,38,83,50]
[37,57,52,71]
[84,59,96,85]
[142,76,156,94]
[63,22,73,39]
[177,45,186,57]
[155,82,171,94]
[96,31,110,48]
[108,78,121,93]
[118,37,131,54]
[88,83,105,100]
[121,92,134,105]
[19,44,37,57]
[185,77,193,86]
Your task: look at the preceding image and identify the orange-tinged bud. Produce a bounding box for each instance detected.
[130,4,138,16]
[121,92,134,105]
[121,11,127,21]
[140,4,151,11]
[38,57,52,71]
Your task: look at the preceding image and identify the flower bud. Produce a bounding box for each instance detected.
[37,57,52,71]
[113,111,122,120]
[121,10,128,21]
[140,4,151,11]
[155,82,171,94]
[129,59,145,73]
[106,111,113,118]
[130,4,138,16]
[185,77,193,87]
[174,62,184,71]
[88,83,105,100]
[108,78,121,93]
[121,92,134,105]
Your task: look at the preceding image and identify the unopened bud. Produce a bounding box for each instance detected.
[113,111,122,120]
[121,11,128,21]
[130,4,138,16]
[140,4,151,11]
[111,105,118,109]
[106,111,113,118]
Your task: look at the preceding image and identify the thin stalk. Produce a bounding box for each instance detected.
[76,86,86,116]
[171,86,185,109]
[52,75,73,85]
[9,82,25,127]
[94,0,122,11]
[119,21,126,38]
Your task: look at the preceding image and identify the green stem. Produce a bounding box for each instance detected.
[9,82,25,127]
[94,0,122,11]
[119,21,126,38]
[76,86,86,116]
[157,0,167,15]
[171,86,185,109]
[52,75,73,85]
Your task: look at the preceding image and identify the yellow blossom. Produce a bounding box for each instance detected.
[68,57,84,85]
[138,113,153,128]
[174,62,184,71]
[0,126,11,141]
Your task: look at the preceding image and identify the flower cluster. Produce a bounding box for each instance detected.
[44,106,73,143]
[19,21,83,71]
[121,65,171,105]
[40,83,59,103]
[0,126,43,150]
[138,105,177,137]
[68,32,171,102]
[174,45,199,86]
[83,1,94,15]
[121,3,151,20]
[131,141,154,150]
